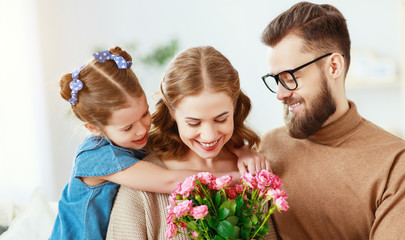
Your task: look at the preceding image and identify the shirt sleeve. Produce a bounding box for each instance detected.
[73,144,141,178]
[370,150,405,239]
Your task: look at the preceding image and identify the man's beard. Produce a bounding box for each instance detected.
[284,76,336,139]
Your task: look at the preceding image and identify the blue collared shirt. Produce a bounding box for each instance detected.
[50,135,145,240]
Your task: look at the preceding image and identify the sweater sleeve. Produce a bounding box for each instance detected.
[370,150,405,239]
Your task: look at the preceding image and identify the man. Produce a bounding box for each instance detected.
[259,2,405,239]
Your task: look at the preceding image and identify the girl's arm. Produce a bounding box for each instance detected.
[82,161,239,194]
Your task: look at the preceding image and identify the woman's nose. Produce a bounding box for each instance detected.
[200,123,217,142]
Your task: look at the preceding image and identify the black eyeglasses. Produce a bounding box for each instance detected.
[261,53,334,93]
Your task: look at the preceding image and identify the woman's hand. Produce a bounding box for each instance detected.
[228,145,272,174]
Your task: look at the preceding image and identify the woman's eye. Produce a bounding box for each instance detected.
[187,122,200,127]
[215,118,227,123]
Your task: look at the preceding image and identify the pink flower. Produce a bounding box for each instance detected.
[192,231,199,238]
[241,172,257,189]
[226,188,238,200]
[177,175,197,197]
[190,205,208,219]
[213,175,233,190]
[166,209,176,223]
[173,200,193,218]
[165,221,178,239]
[256,170,274,189]
[267,188,289,211]
[234,184,244,194]
[274,197,290,211]
[197,172,215,184]
[271,174,283,189]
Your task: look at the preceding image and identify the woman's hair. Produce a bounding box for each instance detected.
[60,46,144,127]
[147,46,260,159]
[261,1,351,75]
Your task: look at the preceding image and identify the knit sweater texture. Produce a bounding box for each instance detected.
[106,152,278,239]
[259,101,405,240]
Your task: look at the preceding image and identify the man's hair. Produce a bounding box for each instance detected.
[262,1,351,76]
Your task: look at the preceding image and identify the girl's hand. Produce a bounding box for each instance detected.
[228,145,272,174]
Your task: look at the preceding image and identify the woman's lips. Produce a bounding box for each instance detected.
[196,138,220,151]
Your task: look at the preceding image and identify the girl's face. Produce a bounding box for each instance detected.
[102,94,151,150]
[173,91,234,160]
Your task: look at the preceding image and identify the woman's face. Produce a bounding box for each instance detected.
[173,91,234,160]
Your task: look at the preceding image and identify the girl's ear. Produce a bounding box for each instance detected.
[84,123,103,136]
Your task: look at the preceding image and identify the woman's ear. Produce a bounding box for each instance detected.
[328,53,345,79]
[84,123,103,136]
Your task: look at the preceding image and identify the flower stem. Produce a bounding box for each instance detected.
[251,205,276,239]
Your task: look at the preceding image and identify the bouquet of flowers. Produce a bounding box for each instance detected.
[165,170,289,239]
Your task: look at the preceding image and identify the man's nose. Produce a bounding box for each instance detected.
[276,84,293,101]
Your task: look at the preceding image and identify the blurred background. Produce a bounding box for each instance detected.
[1,0,404,202]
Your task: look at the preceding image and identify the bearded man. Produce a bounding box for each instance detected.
[259,2,405,240]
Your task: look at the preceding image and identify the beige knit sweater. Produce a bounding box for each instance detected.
[106,152,278,240]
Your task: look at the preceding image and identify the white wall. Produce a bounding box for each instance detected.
[1,0,403,201]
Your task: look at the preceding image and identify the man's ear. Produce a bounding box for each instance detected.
[328,53,345,79]
[84,123,103,136]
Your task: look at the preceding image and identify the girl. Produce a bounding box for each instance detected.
[106,46,275,239]
[50,46,269,240]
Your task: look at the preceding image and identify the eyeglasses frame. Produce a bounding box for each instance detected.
[261,53,338,93]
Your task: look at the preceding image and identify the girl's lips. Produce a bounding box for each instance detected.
[132,134,147,145]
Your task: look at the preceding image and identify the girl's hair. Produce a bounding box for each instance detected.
[147,46,260,159]
[261,1,351,76]
[60,46,144,127]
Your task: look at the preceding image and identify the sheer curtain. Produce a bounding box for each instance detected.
[0,0,54,202]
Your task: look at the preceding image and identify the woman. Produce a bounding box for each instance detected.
[106,46,276,239]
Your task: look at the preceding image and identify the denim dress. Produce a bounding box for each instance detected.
[50,135,145,240]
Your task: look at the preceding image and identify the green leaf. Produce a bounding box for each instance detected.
[214,192,222,207]
[257,221,270,235]
[240,226,251,239]
[242,220,252,229]
[213,235,225,240]
[195,194,203,204]
[252,214,259,225]
[208,216,219,228]
[233,226,241,239]
[203,197,211,208]
[218,220,235,239]
[226,215,239,225]
[235,195,244,214]
[218,207,230,220]
[186,221,197,230]
[219,200,236,216]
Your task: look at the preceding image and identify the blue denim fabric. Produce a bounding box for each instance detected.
[50,135,145,240]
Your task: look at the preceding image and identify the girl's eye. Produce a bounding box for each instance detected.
[143,110,150,118]
[124,125,133,131]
